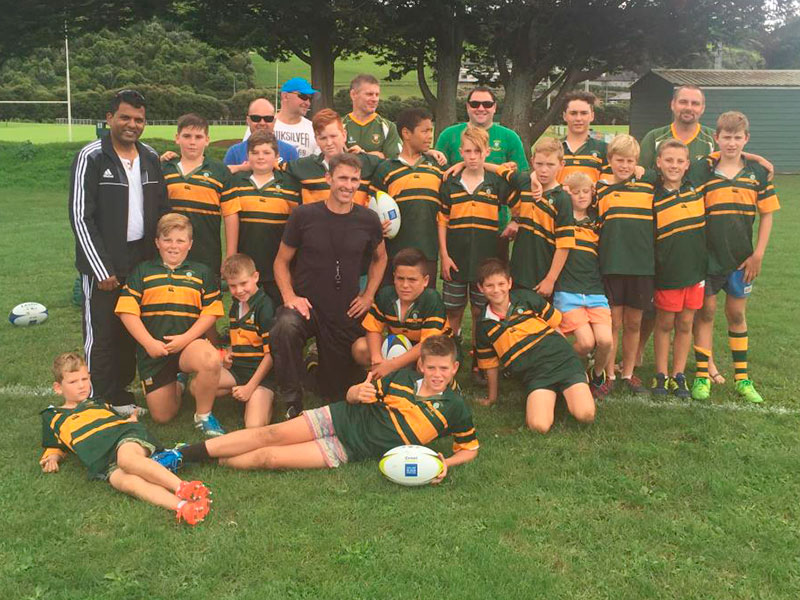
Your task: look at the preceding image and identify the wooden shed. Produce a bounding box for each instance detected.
[630,69,800,173]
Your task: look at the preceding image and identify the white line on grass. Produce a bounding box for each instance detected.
[603,394,800,416]
[0,384,55,397]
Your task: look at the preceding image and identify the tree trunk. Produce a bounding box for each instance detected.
[309,32,336,112]
[432,17,464,139]
[527,67,583,143]
[500,66,538,151]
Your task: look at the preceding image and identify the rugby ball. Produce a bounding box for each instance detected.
[368,191,401,239]
[381,334,412,360]
[379,445,444,487]
[8,302,48,326]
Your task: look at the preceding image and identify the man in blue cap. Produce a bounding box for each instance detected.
[224,98,299,172]
[275,77,320,158]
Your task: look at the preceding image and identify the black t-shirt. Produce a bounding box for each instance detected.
[282,202,383,323]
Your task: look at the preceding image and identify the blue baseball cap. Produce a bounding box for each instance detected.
[280,77,318,95]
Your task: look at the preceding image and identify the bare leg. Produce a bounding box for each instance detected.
[591,323,613,378]
[108,468,181,510]
[621,307,643,379]
[244,387,274,428]
[447,307,466,341]
[693,294,717,378]
[216,368,237,397]
[350,337,370,368]
[563,382,595,423]
[637,314,655,367]
[653,310,676,375]
[180,338,222,414]
[146,383,181,424]
[671,308,696,375]
[205,415,315,458]
[220,440,330,470]
[470,304,482,351]
[572,324,596,357]
[607,305,624,380]
[116,442,182,491]
[525,389,557,434]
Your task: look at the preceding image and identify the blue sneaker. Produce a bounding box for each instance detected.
[151,445,186,473]
[194,413,225,437]
[176,372,189,396]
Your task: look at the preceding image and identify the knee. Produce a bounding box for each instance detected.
[725,307,746,328]
[526,415,553,434]
[351,337,369,367]
[254,447,280,470]
[574,339,594,356]
[149,409,176,424]
[697,303,715,323]
[675,316,693,335]
[623,313,642,332]
[199,347,222,373]
[272,308,306,337]
[572,402,596,424]
[595,335,613,353]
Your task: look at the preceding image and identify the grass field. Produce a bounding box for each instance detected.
[1,140,798,599]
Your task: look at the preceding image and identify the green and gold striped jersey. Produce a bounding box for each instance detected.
[222,171,300,284]
[558,136,608,183]
[475,289,562,373]
[362,286,450,344]
[371,155,446,261]
[163,157,234,276]
[229,287,274,378]
[503,172,576,289]
[653,180,706,289]
[639,123,716,170]
[115,259,224,379]
[343,112,403,159]
[283,153,382,206]
[596,173,656,276]
[556,213,604,295]
[328,368,479,462]
[689,157,779,275]
[438,171,513,282]
[40,399,158,478]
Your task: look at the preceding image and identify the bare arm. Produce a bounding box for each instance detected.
[438,222,458,281]
[478,367,500,406]
[740,212,774,283]
[223,213,239,259]
[118,313,168,358]
[430,448,479,484]
[232,353,274,402]
[535,248,569,297]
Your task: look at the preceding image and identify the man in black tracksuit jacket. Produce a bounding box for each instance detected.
[68,90,168,411]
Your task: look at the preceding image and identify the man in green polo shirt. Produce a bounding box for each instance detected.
[343,74,403,159]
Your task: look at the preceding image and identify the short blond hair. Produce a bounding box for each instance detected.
[563,171,594,191]
[657,138,689,158]
[607,134,640,160]
[532,136,564,160]
[460,125,489,153]
[52,352,86,383]
[221,253,256,280]
[157,213,193,239]
[716,111,749,135]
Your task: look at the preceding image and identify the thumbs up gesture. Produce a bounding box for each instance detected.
[530,171,544,200]
[348,372,378,404]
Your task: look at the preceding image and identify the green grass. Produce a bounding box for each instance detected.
[1,140,799,599]
[0,122,248,144]
[250,52,427,98]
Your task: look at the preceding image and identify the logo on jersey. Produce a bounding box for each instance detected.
[372,133,381,144]
[186,271,193,278]
[485,187,493,195]
[492,140,502,151]
[203,172,210,177]
[102,169,114,179]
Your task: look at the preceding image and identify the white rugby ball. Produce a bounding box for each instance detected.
[9,302,48,326]
[368,191,401,239]
[379,445,443,486]
[381,334,412,360]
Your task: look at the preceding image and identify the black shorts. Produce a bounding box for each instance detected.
[603,275,654,311]
[230,365,276,391]
[141,353,181,395]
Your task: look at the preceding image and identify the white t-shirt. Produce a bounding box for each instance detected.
[121,155,144,241]
[274,116,319,158]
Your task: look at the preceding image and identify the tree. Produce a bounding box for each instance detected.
[171,0,380,108]
[761,16,800,68]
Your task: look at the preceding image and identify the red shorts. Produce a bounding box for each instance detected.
[654,282,704,312]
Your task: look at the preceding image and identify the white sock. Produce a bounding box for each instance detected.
[194,412,210,421]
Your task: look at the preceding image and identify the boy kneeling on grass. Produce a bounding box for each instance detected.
[474,258,595,434]
[40,352,211,525]
[218,253,275,427]
[152,335,478,482]
[115,213,226,436]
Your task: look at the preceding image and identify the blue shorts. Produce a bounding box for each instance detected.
[705,269,752,299]
[553,291,610,313]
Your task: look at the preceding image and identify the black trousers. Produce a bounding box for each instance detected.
[270,306,364,408]
[80,240,145,406]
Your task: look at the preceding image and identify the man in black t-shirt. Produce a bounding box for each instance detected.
[272,153,387,416]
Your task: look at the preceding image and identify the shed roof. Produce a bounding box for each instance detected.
[649,69,800,87]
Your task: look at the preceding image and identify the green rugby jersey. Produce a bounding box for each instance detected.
[688,157,780,275]
[362,286,450,343]
[343,112,403,159]
[41,399,158,478]
[435,122,530,170]
[639,123,716,170]
[504,172,575,289]
[653,180,707,289]
[371,155,445,261]
[439,171,513,282]
[222,170,300,284]
[283,153,382,206]
[558,136,608,183]
[474,289,562,373]
[328,368,479,462]
[229,287,274,379]
[596,173,656,276]
[163,157,233,275]
[115,259,224,380]
[556,213,604,295]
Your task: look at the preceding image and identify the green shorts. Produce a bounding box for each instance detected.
[517,335,587,394]
[92,430,159,481]
[230,365,276,391]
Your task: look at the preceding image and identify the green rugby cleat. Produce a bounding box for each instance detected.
[691,377,711,401]
[735,379,764,404]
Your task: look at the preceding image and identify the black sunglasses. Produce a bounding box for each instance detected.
[468,100,495,109]
[293,92,313,102]
[248,114,275,123]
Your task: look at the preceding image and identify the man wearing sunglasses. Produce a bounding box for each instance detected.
[274,77,320,158]
[68,89,169,416]
[224,98,299,173]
